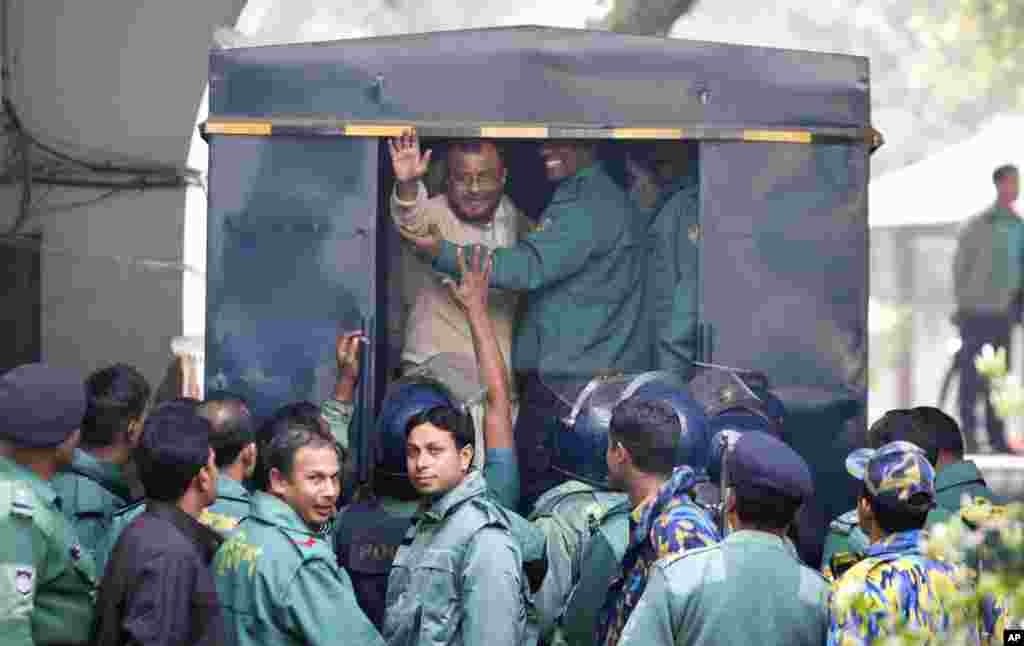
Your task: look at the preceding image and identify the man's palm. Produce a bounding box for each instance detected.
[390,131,431,182]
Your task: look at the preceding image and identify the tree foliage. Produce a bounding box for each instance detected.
[909,0,1024,112]
[592,0,699,36]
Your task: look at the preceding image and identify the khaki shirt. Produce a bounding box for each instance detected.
[390,182,528,378]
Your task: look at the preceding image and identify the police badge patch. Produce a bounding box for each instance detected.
[15,567,33,595]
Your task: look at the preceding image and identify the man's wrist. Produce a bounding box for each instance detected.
[395,179,422,205]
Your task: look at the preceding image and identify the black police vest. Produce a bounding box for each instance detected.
[334,502,414,630]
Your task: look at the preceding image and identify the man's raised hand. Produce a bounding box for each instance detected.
[446,245,493,317]
[388,129,432,184]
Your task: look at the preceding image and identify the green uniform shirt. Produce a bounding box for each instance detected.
[215,491,383,646]
[528,480,628,639]
[201,476,252,532]
[934,460,1003,511]
[0,455,97,646]
[384,470,527,646]
[434,163,650,376]
[618,530,829,646]
[647,183,700,378]
[51,449,132,558]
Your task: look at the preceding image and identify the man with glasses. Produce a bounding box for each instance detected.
[388,132,530,486]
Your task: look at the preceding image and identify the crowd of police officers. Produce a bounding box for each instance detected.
[0,136,1011,646]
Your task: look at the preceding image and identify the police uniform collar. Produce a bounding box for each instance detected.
[146,500,224,563]
[217,475,251,502]
[67,448,132,501]
[0,454,58,508]
[422,469,486,521]
[725,529,794,555]
[250,491,324,538]
[935,460,988,494]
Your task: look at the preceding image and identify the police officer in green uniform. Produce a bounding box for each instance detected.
[0,363,96,646]
[197,396,257,531]
[617,431,828,646]
[214,420,383,646]
[384,401,528,646]
[623,142,700,379]
[400,141,650,509]
[529,480,627,644]
[335,249,546,634]
[821,407,996,579]
[52,364,148,557]
[912,406,1004,510]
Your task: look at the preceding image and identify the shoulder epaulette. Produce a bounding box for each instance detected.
[659,541,721,569]
[112,499,145,519]
[468,495,513,530]
[0,480,36,520]
[529,481,595,519]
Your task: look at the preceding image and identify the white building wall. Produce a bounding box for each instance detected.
[6,0,244,386]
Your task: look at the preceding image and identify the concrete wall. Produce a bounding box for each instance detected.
[6,0,244,387]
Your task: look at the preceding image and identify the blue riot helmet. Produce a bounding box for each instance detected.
[690,362,786,483]
[552,371,709,488]
[374,353,484,478]
[631,376,712,475]
[374,375,474,478]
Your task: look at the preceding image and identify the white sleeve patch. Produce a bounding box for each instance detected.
[0,563,36,619]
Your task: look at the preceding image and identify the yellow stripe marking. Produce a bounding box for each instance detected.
[344,124,412,137]
[611,128,684,140]
[205,121,272,136]
[742,129,813,144]
[480,126,550,138]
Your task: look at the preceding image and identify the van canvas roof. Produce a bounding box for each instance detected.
[210,25,870,130]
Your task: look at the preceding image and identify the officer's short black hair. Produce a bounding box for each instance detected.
[734,491,802,531]
[197,396,254,468]
[867,409,941,466]
[135,401,210,503]
[261,423,338,487]
[253,401,326,491]
[81,364,151,449]
[860,483,929,534]
[405,406,474,451]
[609,397,681,478]
[911,406,965,459]
[994,164,1019,185]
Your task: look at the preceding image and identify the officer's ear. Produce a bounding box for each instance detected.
[724,487,738,514]
[459,444,474,473]
[241,443,258,478]
[126,416,146,448]
[268,466,292,496]
[856,495,874,530]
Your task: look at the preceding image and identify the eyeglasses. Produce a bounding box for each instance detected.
[449,173,502,191]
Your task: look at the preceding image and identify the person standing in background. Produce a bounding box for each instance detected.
[953,164,1021,453]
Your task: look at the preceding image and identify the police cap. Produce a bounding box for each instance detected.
[730,431,813,503]
[0,363,86,448]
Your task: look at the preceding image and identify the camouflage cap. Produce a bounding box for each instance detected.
[846,440,935,510]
